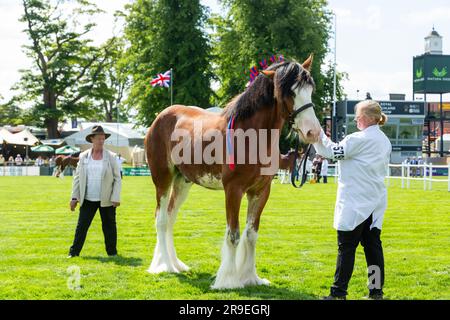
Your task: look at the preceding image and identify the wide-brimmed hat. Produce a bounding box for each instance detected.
[85,125,111,143]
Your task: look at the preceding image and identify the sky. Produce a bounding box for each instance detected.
[1,0,450,105]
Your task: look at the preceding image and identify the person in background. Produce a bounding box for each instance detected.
[8,156,14,166]
[49,155,56,168]
[35,156,44,166]
[321,156,329,184]
[314,100,391,300]
[0,154,5,166]
[116,154,125,179]
[24,155,31,166]
[312,154,322,183]
[410,156,418,178]
[68,125,122,258]
[417,156,424,177]
[15,154,23,166]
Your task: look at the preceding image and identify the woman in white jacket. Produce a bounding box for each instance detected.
[314,100,391,300]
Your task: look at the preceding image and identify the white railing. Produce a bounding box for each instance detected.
[386,163,450,191]
[278,162,449,192]
[0,165,40,176]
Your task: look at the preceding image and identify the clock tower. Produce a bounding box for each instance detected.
[424,27,443,55]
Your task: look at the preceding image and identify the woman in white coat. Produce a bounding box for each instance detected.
[313,100,391,300]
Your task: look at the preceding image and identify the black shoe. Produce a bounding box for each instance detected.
[322,295,346,300]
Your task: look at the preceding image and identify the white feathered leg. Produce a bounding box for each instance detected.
[236,224,270,286]
[166,177,192,272]
[211,226,242,289]
[148,195,179,273]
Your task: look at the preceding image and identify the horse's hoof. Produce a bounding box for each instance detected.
[241,276,271,287]
[147,264,180,274]
[174,259,190,272]
[210,276,244,290]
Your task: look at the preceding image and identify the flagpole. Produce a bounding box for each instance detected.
[170,68,173,106]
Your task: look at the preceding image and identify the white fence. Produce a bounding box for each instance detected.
[387,163,450,191]
[278,163,450,192]
[0,166,40,176]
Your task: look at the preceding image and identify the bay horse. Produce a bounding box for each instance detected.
[54,155,79,178]
[279,149,303,172]
[278,149,303,184]
[144,56,321,289]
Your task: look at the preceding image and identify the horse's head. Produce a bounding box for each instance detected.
[262,55,321,143]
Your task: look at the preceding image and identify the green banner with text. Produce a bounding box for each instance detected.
[413,54,450,93]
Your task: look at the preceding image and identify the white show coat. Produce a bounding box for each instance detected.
[313,125,392,231]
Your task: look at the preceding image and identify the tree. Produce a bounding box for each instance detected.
[124,0,213,126]
[212,0,332,109]
[14,0,117,138]
[89,37,130,123]
[212,0,336,151]
[0,101,25,126]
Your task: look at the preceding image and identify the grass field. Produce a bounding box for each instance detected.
[0,175,449,300]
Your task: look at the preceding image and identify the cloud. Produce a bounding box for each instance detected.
[342,70,412,100]
[402,7,450,27]
[334,6,382,31]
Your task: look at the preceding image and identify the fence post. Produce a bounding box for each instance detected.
[429,163,433,191]
[407,163,410,189]
[401,163,404,189]
[423,164,427,191]
[448,163,450,192]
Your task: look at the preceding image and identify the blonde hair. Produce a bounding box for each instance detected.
[355,100,388,126]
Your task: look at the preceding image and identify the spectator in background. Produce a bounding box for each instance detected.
[0,154,5,166]
[15,154,23,166]
[24,155,31,166]
[417,156,424,177]
[410,156,418,177]
[49,155,56,168]
[312,154,322,183]
[8,156,14,166]
[36,156,44,166]
[116,154,125,179]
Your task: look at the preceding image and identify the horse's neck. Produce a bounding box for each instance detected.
[240,103,285,131]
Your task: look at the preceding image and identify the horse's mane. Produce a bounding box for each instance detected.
[222,61,315,121]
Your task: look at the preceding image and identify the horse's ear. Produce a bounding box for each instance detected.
[261,70,275,79]
[302,53,314,71]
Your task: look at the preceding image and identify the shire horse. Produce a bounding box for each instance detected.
[54,155,79,178]
[144,56,321,289]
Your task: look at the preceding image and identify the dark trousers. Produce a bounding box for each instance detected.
[331,214,384,297]
[69,200,117,256]
[322,175,328,183]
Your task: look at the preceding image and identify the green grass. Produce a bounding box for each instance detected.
[0,175,449,300]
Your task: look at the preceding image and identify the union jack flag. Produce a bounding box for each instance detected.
[151,70,171,88]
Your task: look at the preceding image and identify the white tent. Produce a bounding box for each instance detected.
[0,128,14,143]
[0,128,39,146]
